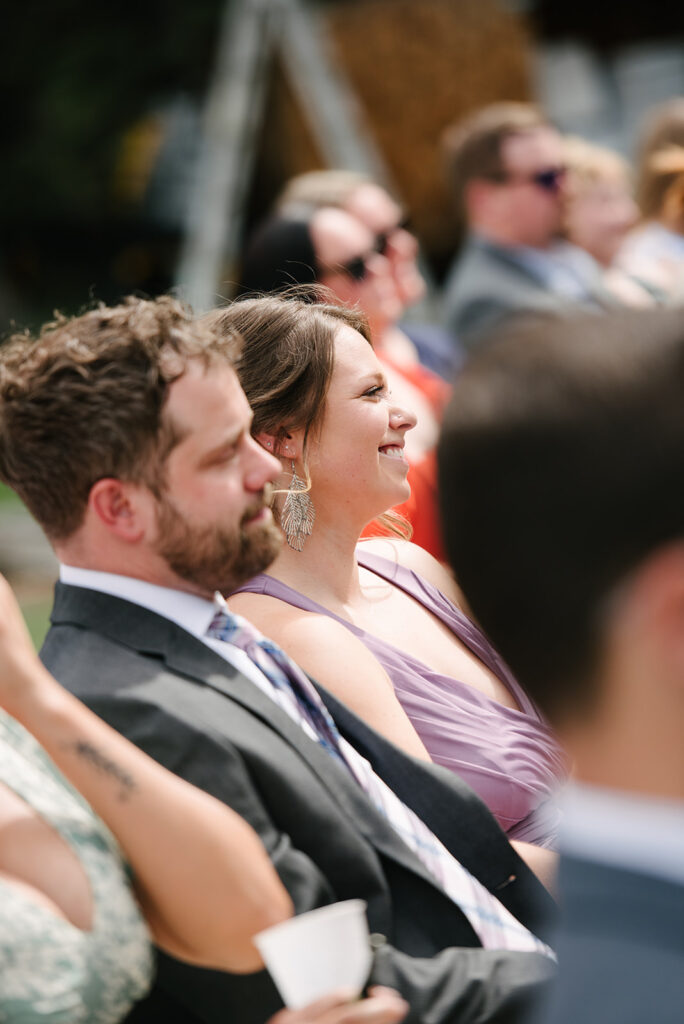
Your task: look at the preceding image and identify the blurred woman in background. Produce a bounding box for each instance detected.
[563,135,655,306]
[616,97,684,297]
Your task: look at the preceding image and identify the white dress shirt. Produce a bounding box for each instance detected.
[560,781,684,886]
[59,564,273,695]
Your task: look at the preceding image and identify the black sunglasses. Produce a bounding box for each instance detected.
[495,166,567,193]
[322,237,386,282]
[529,166,567,192]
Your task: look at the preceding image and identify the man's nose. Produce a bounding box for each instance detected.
[246,436,282,489]
[366,250,393,278]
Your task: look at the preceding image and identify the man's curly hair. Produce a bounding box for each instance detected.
[0,295,240,540]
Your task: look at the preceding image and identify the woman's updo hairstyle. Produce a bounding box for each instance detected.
[202,290,370,462]
[202,292,410,539]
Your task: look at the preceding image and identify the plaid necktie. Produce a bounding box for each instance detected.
[206,601,554,958]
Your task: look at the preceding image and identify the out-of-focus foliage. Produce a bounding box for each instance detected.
[2,0,223,226]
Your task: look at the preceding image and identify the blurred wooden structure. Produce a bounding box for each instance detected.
[252,0,532,276]
[177,0,532,307]
[177,0,392,311]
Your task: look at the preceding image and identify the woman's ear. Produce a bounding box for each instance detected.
[255,430,303,460]
[255,432,280,455]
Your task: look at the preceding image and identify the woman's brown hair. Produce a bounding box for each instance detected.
[202,292,410,539]
[203,292,369,457]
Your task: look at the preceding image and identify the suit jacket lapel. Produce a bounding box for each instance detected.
[50,583,449,898]
[322,685,511,882]
[322,685,558,937]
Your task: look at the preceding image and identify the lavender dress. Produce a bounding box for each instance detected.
[234,548,567,848]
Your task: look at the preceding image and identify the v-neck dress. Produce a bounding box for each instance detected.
[233,549,567,848]
[0,709,153,1022]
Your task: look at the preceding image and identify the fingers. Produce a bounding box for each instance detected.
[267,987,408,1024]
[266,991,355,1024]
[359,987,408,1022]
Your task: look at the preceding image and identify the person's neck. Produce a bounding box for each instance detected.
[366,312,393,347]
[56,543,214,601]
[265,511,364,609]
[473,222,552,252]
[563,701,684,804]
[377,325,419,367]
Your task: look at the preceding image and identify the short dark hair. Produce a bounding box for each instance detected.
[442,102,549,227]
[239,214,318,296]
[0,295,240,541]
[437,307,684,723]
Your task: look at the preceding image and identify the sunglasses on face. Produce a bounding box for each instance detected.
[321,216,412,282]
[497,166,567,193]
[321,237,386,283]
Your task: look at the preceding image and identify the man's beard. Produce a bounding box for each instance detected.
[155,492,282,596]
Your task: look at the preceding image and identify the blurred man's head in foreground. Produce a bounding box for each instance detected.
[438,307,684,786]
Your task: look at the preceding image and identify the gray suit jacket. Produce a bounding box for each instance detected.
[533,854,684,1024]
[41,582,557,1024]
[443,236,612,351]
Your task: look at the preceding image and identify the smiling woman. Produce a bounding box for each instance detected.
[202,296,567,857]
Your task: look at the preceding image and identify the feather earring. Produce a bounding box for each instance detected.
[281,462,315,551]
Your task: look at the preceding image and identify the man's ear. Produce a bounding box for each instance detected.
[88,478,150,542]
[465,178,496,218]
[255,431,303,461]
[620,541,684,693]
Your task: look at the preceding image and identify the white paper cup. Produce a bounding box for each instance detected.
[253,899,372,1010]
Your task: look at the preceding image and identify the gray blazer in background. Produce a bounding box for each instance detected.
[41,582,557,1024]
[443,236,611,351]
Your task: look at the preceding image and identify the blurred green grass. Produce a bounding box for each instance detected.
[0,483,22,506]
[22,596,53,651]
[1,482,53,649]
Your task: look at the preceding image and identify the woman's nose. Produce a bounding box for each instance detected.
[390,403,417,432]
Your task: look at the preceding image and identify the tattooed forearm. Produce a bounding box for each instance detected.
[69,741,138,801]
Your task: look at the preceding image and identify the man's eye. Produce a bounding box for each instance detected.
[213,449,237,465]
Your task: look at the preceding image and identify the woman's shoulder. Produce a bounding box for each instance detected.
[229,587,356,647]
[229,590,399,702]
[358,537,466,607]
[228,588,307,631]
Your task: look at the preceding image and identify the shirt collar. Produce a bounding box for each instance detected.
[561,780,684,886]
[59,564,218,638]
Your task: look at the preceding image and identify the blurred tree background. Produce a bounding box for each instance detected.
[2,0,225,328]
[1,0,682,644]
[1,0,535,331]
[3,0,683,332]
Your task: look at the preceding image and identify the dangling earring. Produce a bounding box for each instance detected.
[281,461,315,552]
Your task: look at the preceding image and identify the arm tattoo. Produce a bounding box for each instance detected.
[70,741,137,801]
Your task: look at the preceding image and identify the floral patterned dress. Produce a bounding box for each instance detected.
[0,709,153,1022]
